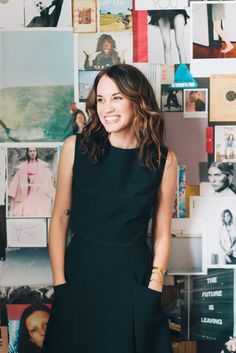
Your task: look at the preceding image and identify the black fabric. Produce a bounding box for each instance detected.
[148,10,189,30]
[43,135,172,353]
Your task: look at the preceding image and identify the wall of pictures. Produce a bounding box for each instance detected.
[1,0,236,352]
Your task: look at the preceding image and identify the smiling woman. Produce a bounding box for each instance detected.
[43,64,177,353]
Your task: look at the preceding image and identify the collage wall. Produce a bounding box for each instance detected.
[1,0,236,352]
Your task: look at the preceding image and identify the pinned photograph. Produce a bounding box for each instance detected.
[99,0,132,32]
[78,70,98,102]
[199,161,236,197]
[161,85,183,112]
[184,88,208,118]
[1,248,52,286]
[7,303,51,353]
[168,218,207,275]
[6,218,47,247]
[78,32,133,70]
[215,125,236,163]
[191,2,236,77]
[190,196,236,267]
[7,145,58,218]
[73,0,96,33]
[0,31,74,142]
[148,8,191,64]
[24,0,72,28]
[192,2,236,60]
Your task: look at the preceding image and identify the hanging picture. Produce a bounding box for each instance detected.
[100,0,132,32]
[73,0,96,33]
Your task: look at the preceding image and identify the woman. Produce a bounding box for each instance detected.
[43,64,177,353]
[207,162,236,196]
[219,209,236,265]
[8,148,55,217]
[226,133,235,159]
[148,10,189,64]
[18,304,50,353]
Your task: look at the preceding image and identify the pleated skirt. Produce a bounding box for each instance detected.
[42,235,173,353]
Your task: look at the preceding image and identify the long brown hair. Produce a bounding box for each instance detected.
[81,64,166,170]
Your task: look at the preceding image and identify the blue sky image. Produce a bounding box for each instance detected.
[100,0,131,14]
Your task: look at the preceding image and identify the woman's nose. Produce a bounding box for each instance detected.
[104,101,115,112]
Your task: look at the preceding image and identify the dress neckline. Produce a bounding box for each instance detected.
[109,144,138,151]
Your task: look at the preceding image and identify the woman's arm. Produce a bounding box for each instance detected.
[48,135,76,286]
[148,150,178,292]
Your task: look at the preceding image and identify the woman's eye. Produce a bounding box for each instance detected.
[96,98,103,103]
[113,96,122,100]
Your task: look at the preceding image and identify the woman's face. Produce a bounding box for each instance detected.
[96,75,134,136]
[28,148,37,161]
[224,211,232,224]
[26,310,49,348]
[208,166,228,192]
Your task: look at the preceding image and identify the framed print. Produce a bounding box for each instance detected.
[73,0,96,33]
[184,88,208,118]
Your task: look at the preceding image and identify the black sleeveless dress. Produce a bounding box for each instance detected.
[42,135,172,353]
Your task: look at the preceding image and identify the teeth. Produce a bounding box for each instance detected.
[105,116,119,121]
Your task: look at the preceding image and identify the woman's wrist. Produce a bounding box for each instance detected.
[150,266,166,285]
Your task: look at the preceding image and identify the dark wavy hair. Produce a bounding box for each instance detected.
[26,147,39,162]
[81,64,166,170]
[96,34,116,52]
[17,304,51,353]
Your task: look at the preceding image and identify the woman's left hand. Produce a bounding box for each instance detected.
[148,280,163,293]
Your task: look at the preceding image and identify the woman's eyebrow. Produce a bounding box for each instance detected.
[97,92,120,97]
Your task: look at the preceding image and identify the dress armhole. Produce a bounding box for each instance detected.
[158,146,168,183]
[72,134,81,173]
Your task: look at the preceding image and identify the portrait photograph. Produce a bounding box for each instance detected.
[168,218,207,275]
[24,0,72,28]
[215,125,236,163]
[7,303,51,353]
[161,85,183,112]
[190,196,236,268]
[6,218,47,248]
[6,144,58,218]
[184,88,208,118]
[148,8,191,64]
[199,161,236,197]
[78,32,133,70]
[78,70,98,102]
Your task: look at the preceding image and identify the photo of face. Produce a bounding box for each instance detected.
[26,310,49,348]
[208,166,229,192]
[96,75,134,136]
